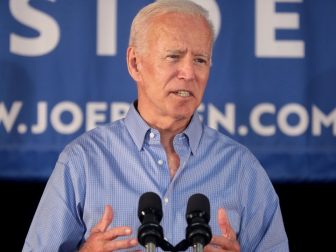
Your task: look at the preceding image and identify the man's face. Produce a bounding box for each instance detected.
[132,13,212,125]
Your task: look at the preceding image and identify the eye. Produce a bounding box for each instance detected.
[166,54,180,61]
[194,57,208,65]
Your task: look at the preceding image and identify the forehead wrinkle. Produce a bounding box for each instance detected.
[145,13,212,57]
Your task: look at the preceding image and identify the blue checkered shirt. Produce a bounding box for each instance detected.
[23,103,289,251]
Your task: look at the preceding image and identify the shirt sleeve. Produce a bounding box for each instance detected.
[22,150,86,252]
[238,154,289,252]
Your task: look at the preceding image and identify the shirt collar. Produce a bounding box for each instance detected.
[183,111,203,155]
[125,101,203,154]
[124,102,150,151]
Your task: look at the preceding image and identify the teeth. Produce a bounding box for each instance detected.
[176,90,190,97]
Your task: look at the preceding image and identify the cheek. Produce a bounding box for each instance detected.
[144,62,164,80]
[152,68,177,89]
[197,74,209,92]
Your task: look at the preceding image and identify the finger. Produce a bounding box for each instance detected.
[204,241,223,252]
[103,226,133,240]
[217,208,236,240]
[103,238,138,251]
[206,235,240,252]
[91,205,113,233]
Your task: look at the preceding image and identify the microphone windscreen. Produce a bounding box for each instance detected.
[186,193,210,222]
[138,192,163,222]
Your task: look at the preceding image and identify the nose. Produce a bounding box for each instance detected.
[177,58,195,81]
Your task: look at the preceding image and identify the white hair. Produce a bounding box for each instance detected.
[129,0,214,51]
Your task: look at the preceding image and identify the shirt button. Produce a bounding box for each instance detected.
[164,197,169,204]
[158,159,163,165]
[149,132,155,138]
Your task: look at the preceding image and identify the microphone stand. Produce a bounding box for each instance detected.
[145,242,156,252]
[192,243,204,252]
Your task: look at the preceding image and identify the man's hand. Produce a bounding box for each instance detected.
[204,208,240,252]
[79,205,139,252]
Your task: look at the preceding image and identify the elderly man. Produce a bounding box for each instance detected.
[23,1,289,251]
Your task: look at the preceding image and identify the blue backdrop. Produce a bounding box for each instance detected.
[1,0,335,182]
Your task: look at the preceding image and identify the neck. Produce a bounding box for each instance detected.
[136,102,192,178]
[136,103,191,137]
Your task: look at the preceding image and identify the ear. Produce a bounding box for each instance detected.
[127,47,142,82]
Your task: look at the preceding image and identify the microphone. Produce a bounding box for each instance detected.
[137,192,164,252]
[185,193,212,252]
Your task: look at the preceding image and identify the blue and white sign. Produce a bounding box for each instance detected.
[1,0,335,181]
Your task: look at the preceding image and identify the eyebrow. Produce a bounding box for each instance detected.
[165,49,210,59]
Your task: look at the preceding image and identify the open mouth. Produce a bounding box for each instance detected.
[174,90,191,97]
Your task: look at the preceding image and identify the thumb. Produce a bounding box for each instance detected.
[217,208,236,240]
[91,205,113,233]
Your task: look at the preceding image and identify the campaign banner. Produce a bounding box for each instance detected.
[1,0,335,181]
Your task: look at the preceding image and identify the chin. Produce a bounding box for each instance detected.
[170,110,194,121]
[167,102,197,120]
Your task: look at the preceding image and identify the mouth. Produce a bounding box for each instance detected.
[173,90,192,97]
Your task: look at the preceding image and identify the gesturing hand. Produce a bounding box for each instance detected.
[204,208,240,252]
[79,205,139,252]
